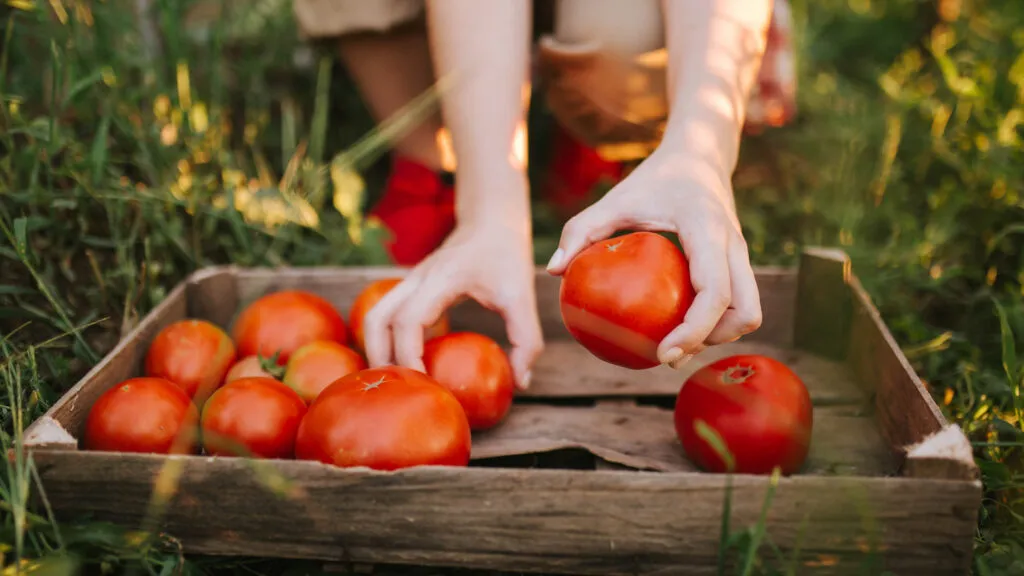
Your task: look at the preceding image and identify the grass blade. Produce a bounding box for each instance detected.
[740,467,782,576]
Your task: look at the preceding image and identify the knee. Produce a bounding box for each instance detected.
[553,0,664,56]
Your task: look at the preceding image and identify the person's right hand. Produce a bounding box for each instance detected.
[361,207,544,391]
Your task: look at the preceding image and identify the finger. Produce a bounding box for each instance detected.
[657,228,732,364]
[546,204,621,275]
[501,293,545,390]
[705,238,762,345]
[392,279,465,373]
[363,275,421,368]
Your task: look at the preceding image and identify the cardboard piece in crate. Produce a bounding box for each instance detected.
[24,249,981,576]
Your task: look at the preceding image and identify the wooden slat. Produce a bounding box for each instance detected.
[33,453,980,576]
[525,340,866,405]
[794,248,853,361]
[473,403,897,477]
[844,277,964,468]
[186,266,240,330]
[24,281,191,447]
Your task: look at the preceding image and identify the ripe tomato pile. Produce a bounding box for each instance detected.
[84,280,514,470]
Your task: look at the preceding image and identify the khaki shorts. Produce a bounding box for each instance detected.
[292,0,794,161]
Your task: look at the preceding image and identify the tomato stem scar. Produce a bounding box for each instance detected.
[721,365,755,384]
[362,376,387,391]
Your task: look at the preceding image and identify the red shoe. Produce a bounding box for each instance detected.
[369,156,456,266]
[541,125,625,221]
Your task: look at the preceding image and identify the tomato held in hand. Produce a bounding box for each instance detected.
[201,377,307,459]
[673,354,813,475]
[144,319,236,405]
[559,231,696,369]
[224,355,278,383]
[283,341,367,403]
[423,332,514,430]
[348,278,450,353]
[83,377,199,454]
[232,290,347,364]
[295,366,471,470]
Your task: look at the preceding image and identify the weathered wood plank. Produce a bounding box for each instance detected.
[794,248,853,361]
[186,266,240,330]
[843,276,973,481]
[32,454,979,576]
[473,403,896,477]
[525,340,865,405]
[25,281,191,447]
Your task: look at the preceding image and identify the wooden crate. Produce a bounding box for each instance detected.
[24,249,981,575]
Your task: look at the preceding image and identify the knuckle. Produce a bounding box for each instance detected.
[732,234,750,253]
[707,288,732,310]
[392,315,419,333]
[737,306,764,333]
[363,307,385,331]
[561,216,585,241]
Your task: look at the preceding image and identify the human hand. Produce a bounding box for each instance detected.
[545,147,762,368]
[362,204,544,390]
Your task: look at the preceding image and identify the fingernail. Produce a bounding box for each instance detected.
[520,370,532,390]
[669,354,694,370]
[661,347,684,365]
[546,249,565,271]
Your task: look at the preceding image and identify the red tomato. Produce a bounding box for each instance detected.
[559,232,696,369]
[224,355,278,383]
[283,341,367,403]
[422,332,514,430]
[201,377,307,459]
[673,354,813,475]
[144,319,236,405]
[83,377,199,454]
[348,278,449,353]
[231,290,347,364]
[295,366,471,470]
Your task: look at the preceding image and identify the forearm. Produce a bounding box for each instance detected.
[660,0,773,180]
[425,0,532,234]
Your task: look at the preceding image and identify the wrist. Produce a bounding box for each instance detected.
[454,164,533,240]
[660,105,741,176]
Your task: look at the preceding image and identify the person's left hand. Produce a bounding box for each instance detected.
[544,146,762,368]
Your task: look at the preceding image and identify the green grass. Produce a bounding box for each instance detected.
[2,0,1024,574]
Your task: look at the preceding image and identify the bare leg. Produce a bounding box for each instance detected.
[337,25,446,171]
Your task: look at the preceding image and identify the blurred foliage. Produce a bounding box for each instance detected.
[0,0,1023,574]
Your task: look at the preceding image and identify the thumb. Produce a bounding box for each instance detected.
[501,296,545,390]
[545,205,619,275]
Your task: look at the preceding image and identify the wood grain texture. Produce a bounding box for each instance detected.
[185,266,240,330]
[25,281,190,446]
[33,453,979,576]
[473,403,896,477]
[843,277,970,479]
[525,340,865,405]
[794,249,853,361]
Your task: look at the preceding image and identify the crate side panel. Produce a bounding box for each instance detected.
[846,278,948,452]
[186,268,240,330]
[794,249,853,361]
[33,455,979,576]
[26,282,190,444]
